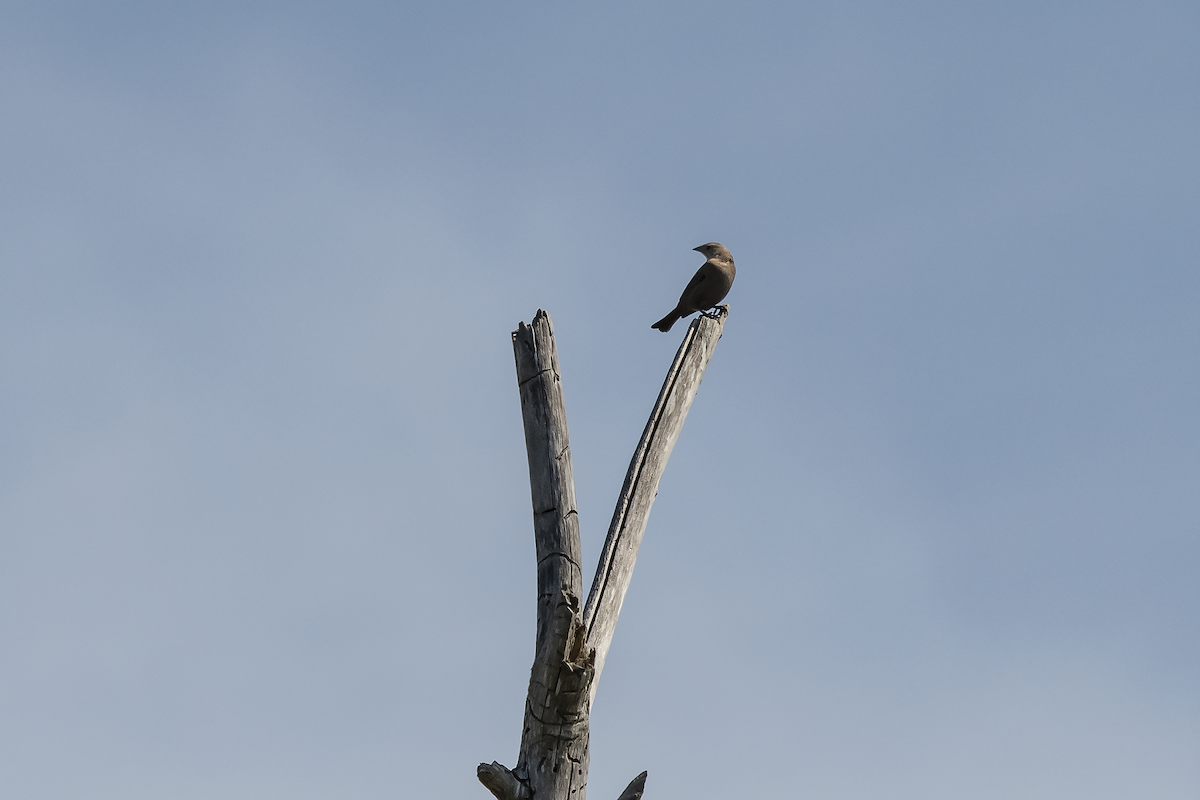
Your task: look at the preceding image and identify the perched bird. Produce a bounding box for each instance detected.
[651,242,736,332]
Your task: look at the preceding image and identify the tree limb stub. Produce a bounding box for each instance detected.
[478,762,532,800]
[581,308,728,707]
[616,771,648,800]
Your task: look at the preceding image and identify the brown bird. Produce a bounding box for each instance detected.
[651,242,736,332]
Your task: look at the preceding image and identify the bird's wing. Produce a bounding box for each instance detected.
[678,266,709,303]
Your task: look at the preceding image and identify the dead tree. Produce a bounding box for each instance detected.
[478,307,729,800]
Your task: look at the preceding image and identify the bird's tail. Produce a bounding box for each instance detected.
[651,310,680,332]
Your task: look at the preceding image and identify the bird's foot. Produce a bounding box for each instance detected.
[700,305,729,319]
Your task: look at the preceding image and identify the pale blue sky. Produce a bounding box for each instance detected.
[2,2,1198,798]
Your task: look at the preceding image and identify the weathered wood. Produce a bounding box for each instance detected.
[480,307,729,800]
[615,772,647,800]
[479,310,593,800]
[477,762,530,800]
[581,307,728,706]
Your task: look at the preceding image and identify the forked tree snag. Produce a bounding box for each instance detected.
[479,307,728,800]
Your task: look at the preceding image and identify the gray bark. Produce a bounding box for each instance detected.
[478,307,728,800]
[581,307,728,706]
[615,772,647,800]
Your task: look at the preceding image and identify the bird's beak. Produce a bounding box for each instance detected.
[692,246,704,252]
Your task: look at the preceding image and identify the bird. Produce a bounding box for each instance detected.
[651,242,736,332]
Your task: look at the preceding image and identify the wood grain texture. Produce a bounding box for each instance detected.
[478,762,531,800]
[615,772,648,800]
[480,307,728,799]
[581,307,728,707]
[480,310,593,800]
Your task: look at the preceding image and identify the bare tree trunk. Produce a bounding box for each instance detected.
[478,308,729,800]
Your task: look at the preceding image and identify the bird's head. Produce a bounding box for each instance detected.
[693,242,732,262]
